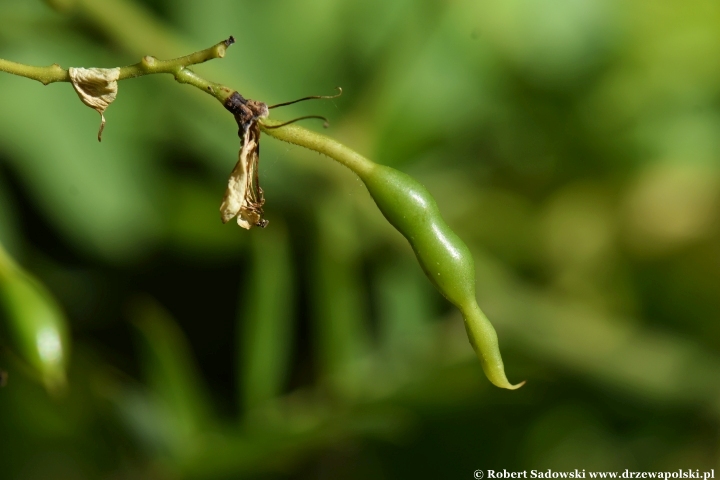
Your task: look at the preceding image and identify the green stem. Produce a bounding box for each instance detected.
[259,120,375,178]
[0,59,68,85]
[0,37,236,104]
[76,0,183,57]
[117,38,232,79]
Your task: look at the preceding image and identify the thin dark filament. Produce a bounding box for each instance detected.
[263,115,330,129]
[268,87,342,109]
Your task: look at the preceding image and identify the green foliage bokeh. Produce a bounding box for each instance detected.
[1,0,719,478]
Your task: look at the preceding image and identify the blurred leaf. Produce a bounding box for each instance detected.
[313,195,371,395]
[523,405,627,471]
[476,0,615,82]
[131,297,214,456]
[375,254,435,374]
[474,249,720,411]
[172,0,345,97]
[239,220,295,412]
[0,171,20,259]
[164,176,247,258]
[621,164,720,256]
[0,242,69,393]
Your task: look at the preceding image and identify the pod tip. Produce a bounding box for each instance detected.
[504,380,526,390]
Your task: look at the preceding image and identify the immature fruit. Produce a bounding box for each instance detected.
[359,165,522,389]
[0,254,69,393]
[259,121,522,389]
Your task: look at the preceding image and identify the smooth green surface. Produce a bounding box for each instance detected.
[360,165,521,389]
[0,246,69,392]
[262,121,519,388]
[239,223,295,411]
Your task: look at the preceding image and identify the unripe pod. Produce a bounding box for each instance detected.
[359,165,523,389]
[260,121,522,389]
[0,248,69,392]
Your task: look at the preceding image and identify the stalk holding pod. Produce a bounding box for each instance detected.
[259,120,523,390]
[0,34,520,389]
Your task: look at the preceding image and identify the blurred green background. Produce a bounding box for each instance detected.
[1,0,720,478]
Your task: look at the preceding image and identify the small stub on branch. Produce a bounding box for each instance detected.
[68,67,120,142]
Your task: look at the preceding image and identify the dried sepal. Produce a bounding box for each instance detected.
[220,123,269,229]
[68,67,120,141]
[220,92,270,229]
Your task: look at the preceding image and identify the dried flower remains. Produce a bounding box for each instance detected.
[68,67,120,142]
[220,88,341,229]
[221,92,270,229]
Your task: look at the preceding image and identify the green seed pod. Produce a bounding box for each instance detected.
[359,165,523,389]
[259,121,522,389]
[0,248,69,393]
